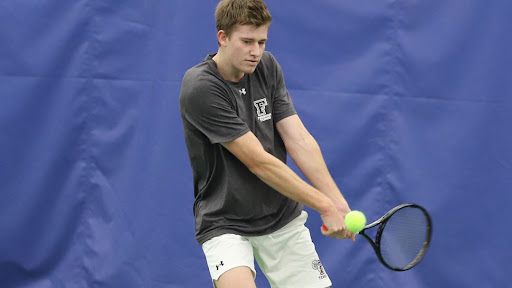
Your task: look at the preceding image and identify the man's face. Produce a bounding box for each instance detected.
[223,24,268,75]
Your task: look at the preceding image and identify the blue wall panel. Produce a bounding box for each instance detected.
[1,0,510,287]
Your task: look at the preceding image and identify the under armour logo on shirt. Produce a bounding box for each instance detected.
[239,88,246,95]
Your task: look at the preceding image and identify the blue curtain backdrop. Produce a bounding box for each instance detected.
[1,0,511,287]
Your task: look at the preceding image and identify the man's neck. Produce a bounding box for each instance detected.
[212,52,245,82]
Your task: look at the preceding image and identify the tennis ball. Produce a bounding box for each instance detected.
[345,210,366,233]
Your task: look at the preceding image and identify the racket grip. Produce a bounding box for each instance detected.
[322,224,328,231]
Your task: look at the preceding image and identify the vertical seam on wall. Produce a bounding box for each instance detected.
[76,0,99,286]
[380,0,406,211]
[371,1,407,284]
[389,0,407,202]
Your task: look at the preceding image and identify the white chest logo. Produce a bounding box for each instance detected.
[239,88,246,95]
[254,98,272,122]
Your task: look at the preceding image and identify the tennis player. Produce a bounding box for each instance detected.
[179,0,355,287]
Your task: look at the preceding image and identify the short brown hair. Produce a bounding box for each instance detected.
[215,0,272,36]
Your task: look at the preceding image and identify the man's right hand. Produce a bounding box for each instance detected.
[320,206,356,241]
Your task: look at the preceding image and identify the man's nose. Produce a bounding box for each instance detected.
[249,43,261,56]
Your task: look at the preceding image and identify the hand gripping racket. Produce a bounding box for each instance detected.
[324,203,432,271]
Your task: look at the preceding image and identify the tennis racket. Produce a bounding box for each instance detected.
[324,203,432,271]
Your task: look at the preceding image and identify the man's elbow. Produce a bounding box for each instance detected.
[245,158,266,176]
[243,153,273,177]
[286,134,317,153]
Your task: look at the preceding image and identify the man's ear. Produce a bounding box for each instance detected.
[217,30,228,47]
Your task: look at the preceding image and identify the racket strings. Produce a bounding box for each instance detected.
[379,207,430,270]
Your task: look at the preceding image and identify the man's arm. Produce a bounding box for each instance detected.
[221,131,347,238]
[276,115,355,239]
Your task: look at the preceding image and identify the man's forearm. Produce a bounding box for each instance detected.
[286,134,350,210]
[248,152,334,215]
[220,129,338,216]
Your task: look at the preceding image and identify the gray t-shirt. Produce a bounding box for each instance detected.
[180,51,303,244]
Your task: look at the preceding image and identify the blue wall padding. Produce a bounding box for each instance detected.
[1,0,510,287]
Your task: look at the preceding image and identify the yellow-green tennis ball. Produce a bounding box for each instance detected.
[345,210,366,233]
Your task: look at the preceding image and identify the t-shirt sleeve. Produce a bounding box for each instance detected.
[268,53,296,123]
[180,74,250,144]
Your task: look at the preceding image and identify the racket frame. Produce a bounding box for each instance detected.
[358,203,432,271]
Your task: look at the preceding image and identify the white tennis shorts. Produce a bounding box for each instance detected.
[202,211,332,288]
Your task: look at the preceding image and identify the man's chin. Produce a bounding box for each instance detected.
[243,67,257,74]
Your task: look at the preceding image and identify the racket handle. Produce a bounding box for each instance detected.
[322,224,328,231]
